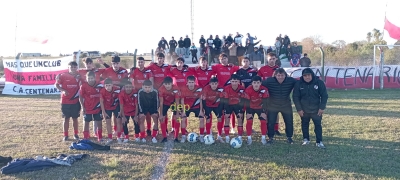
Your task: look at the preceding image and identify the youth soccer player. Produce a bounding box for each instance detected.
[79,71,104,141]
[236,57,258,88]
[189,56,214,88]
[202,77,223,140]
[220,74,245,143]
[243,76,269,145]
[100,78,121,145]
[169,57,193,87]
[119,78,139,143]
[178,76,203,143]
[158,77,180,143]
[138,80,160,143]
[147,53,171,89]
[55,61,81,141]
[130,57,154,136]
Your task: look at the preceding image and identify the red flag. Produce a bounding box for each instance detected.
[26,37,49,44]
[384,17,400,40]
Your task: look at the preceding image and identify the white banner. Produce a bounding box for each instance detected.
[2,82,61,95]
[3,56,72,72]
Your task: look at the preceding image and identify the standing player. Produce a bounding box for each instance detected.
[119,78,139,143]
[220,74,245,143]
[190,56,214,88]
[169,57,193,87]
[55,61,81,141]
[100,78,121,145]
[201,77,223,140]
[178,76,203,143]
[130,57,154,136]
[257,52,281,135]
[79,71,104,141]
[243,76,269,145]
[147,53,171,89]
[236,57,258,88]
[138,80,160,143]
[158,77,180,143]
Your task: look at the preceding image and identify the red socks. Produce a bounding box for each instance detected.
[135,133,139,138]
[97,130,103,140]
[74,130,78,135]
[231,115,236,129]
[181,128,187,135]
[83,131,90,139]
[125,135,129,139]
[152,129,158,138]
[146,114,152,130]
[274,123,279,131]
[261,120,267,136]
[206,121,212,135]
[238,126,243,136]
[224,126,230,136]
[199,127,205,135]
[164,116,168,130]
[217,121,223,136]
[140,131,146,139]
[172,118,176,130]
[63,132,68,137]
[117,132,122,138]
[113,125,117,132]
[246,120,253,136]
[174,122,181,138]
[161,123,167,138]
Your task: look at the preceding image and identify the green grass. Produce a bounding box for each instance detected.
[0,89,399,179]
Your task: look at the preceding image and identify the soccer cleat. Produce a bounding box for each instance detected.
[123,139,129,143]
[247,138,253,145]
[217,136,225,143]
[135,138,140,142]
[141,138,147,143]
[230,128,236,134]
[266,139,273,145]
[174,138,179,143]
[252,129,256,134]
[152,137,158,143]
[73,134,80,140]
[181,135,186,143]
[199,135,204,143]
[105,139,113,146]
[287,137,294,144]
[112,131,117,138]
[63,136,69,141]
[117,138,123,144]
[275,130,282,136]
[225,136,230,143]
[302,139,310,145]
[316,142,326,149]
[161,137,168,143]
[146,130,151,136]
[261,138,267,145]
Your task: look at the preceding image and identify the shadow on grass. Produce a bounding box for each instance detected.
[169,136,400,179]
[327,107,400,118]
[0,94,59,100]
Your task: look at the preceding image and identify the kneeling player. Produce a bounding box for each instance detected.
[158,77,180,143]
[243,76,269,145]
[178,76,203,143]
[100,78,121,145]
[79,71,104,141]
[202,77,223,141]
[138,80,160,143]
[119,78,139,143]
[221,74,245,143]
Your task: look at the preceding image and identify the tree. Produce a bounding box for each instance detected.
[332,40,346,49]
[372,28,383,43]
[366,32,372,43]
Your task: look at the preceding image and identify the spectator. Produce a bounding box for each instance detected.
[199,35,206,56]
[177,37,185,57]
[226,34,234,45]
[299,53,311,67]
[236,43,246,65]
[158,37,169,50]
[214,35,222,55]
[222,43,230,57]
[234,32,243,44]
[169,37,178,54]
[291,42,302,55]
[277,34,283,47]
[228,43,238,65]
[245,39,261,57]
[292,68,328,149]
[258,45,265,65]
[222,35,227,46]
[290,53,301,67]
[275,38,281,56]
[184,35,191,58]
[246,33,257,44]
[250,47,263,68]
[267,46,273,54]
[207,35,214,48]
[190,43,198,63]
[283,35,291,48]
[287,44,292,60]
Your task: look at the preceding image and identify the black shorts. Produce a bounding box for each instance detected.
[105,105,121,119]
[61,102,81,119]
[140,108,158,116]
[225,104,243,115]
[246,108,265,120]
[124,116,136,123]
[162,104,178,116]
[83,112,103,122]
[184,108,201,117]
[204,105,222,118]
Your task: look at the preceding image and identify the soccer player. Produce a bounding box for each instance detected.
[236,57,258,88]
[158,77,180,143]
[178,75,203,143]
[130,57,154,136]
[138,80,160,143]
[147,53,171,89]
[190,56,214,88]
[55,61,81,141]
[100,78,121,145]
[169,57,192,87]
[79,71,104,141]
[243,76,269,145]
[119,78,139,143]
[220,74,245,143]
[257,52,281,135]
[202,77,223,140]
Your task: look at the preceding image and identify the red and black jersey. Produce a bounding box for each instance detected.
[180,86,202,109]
[158,85,180,105]
[147,63,170,89]
[80,82,103,114]
[189,66,214,88]
[236,67,258,88]
[211,64,239,88]
[222,84,245,105]
[243,85,269,109]
[169,67,193,88]
[102,67,129,86]
[119,89,138,116]
[56,72,81,104]
[202,85,223,108]
[100,86,121,110]
[129,67,153,88]
[78,68,106,83]
[257,65,279,80]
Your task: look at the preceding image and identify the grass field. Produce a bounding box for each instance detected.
[0,89,399,179]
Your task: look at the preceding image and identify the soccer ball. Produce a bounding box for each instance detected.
[187,132,198,143]
[230,137,242,148]
[204,135,215,145]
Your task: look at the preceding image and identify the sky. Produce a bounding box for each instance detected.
[0,0,398,57]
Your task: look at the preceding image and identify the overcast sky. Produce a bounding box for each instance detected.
[0,0,398,56]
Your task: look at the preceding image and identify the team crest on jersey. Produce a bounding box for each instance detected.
[183,73,186,77]
[162,69,165,72]
[228,67,231,71]
[314,85,318,89]
[205,71,208,75]
[259,94,262,97]
[249,73,253,76]
[96,89,100,93]
[118,75,121,79]
[144,74,147,78]
[134,94,138,97]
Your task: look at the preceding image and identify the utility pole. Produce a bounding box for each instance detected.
[190,0,194,41]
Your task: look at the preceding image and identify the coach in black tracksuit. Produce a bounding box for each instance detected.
[293,68,328,148]
[262,68,297,144]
